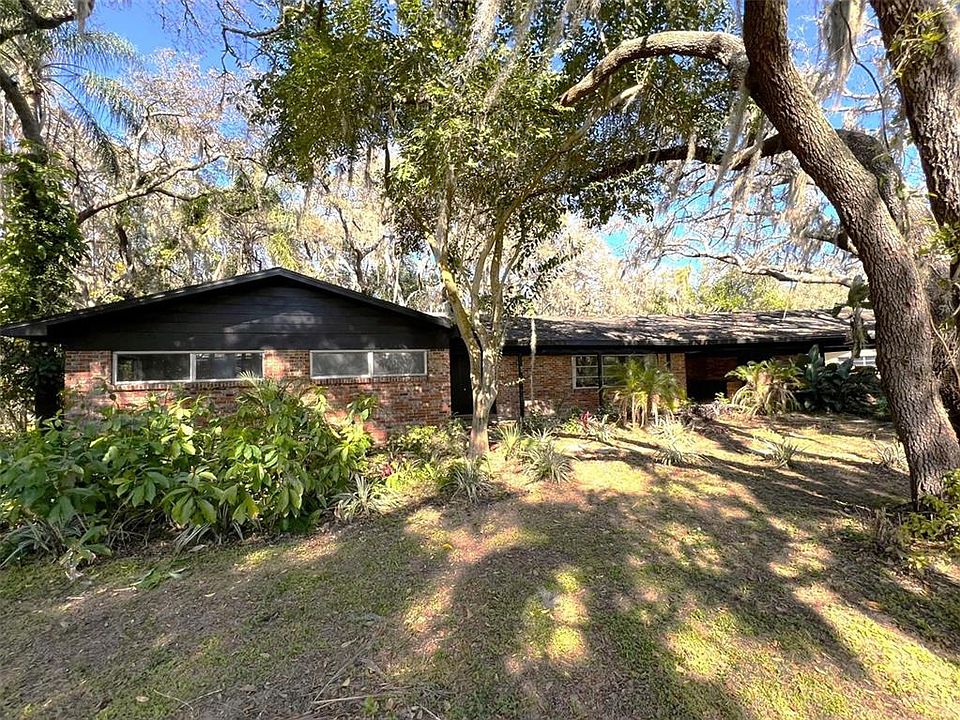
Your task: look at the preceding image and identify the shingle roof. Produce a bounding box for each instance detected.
[505,310,861,351]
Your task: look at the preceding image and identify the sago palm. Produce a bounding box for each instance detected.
[610,357,684,427]
[726,360,800,416]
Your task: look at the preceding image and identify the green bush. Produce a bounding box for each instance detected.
[443,457,494,503]
[727,360,800,416]
[795,347,884,416]
[901,470,960,553]
[388,421,466,464]
[521,435,573,483]
[0,380,375,572]
[609,358,684,427]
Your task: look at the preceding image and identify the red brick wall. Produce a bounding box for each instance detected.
[496,352,687,420]
[63,349,451,438]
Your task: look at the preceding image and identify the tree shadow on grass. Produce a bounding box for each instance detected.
[2,422,959,719]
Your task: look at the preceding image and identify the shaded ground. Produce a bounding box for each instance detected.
[2,414,959,719]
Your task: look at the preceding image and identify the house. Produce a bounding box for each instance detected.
[0,268,859,430]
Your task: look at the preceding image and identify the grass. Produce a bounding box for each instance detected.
[2,414,960,719]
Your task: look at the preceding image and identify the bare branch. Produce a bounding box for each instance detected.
[558,31,747,107]
[76,156,223,223]
[680,251,856,286]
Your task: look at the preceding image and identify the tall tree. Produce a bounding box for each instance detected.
[253,0,730,456]
[559,1,960,500]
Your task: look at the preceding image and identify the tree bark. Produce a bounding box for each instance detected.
[742,0,960,499]
[871,0,960,239]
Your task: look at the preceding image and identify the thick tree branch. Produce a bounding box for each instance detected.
[0,1,74,44]
[0,64,42,144]
[558,31,747,106]
[680,251,856,286]
[76,156,222,224]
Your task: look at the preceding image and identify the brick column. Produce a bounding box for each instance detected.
[264,350,310,379]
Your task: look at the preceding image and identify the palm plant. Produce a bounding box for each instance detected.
[727,360,800,416]
[609,357,684,428]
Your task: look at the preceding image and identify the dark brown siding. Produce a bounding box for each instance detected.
[52,280,451,351]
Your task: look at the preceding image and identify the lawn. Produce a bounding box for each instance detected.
[1,414,959,719]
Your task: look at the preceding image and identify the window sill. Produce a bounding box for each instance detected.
[312,375,428,385]
[112,380,254,391]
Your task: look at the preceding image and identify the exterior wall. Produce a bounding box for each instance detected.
[54,281,451,352]
[496,352,687,420]
[64,349,451,440]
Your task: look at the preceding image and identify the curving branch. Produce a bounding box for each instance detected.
[0,64,42,144]
[76,155,223,223]
[558,31,747,106]
[1,1,74,44]
[679,251,857,287]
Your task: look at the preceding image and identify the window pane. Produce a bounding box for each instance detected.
[373,351,426,376]
[116,353,190,382]
[573,355,599,388]
[602,355,629,387]
[195,352,263,380]
[311,351,370,378]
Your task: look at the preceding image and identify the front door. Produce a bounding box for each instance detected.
[449,340,473,416]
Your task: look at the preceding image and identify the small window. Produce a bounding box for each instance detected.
[195,352,263,380]
[311,351,371,379]
[373,350,426,377]
[310,350,429,379]
[573,355,600,389]
[115,353,191,383]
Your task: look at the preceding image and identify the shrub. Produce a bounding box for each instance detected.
[609,358,684,427]
[873,438,907,471]
[727,360,800,416]
[334,476,397,522]
[444,457,494,503]
[494,421,523,458]
[651,420,703,467]
[796,347,884,416]
[900,470,960,553]
[760,436,801,468]
[522,437,573,483]
[389,421,466,464]
[570,411,614,443]
[0,379,376,572]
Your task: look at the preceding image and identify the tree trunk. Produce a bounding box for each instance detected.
[871,0,960,240]
[470,394,492,459]
[743,0,960,500]
[467,345,500,459]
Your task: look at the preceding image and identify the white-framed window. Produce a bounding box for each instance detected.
[573,355,600,389]
[572,353,659,388]
[310,350,428,379]
[113,351,264,384]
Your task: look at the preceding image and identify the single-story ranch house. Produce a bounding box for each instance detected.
[0,268,861,431]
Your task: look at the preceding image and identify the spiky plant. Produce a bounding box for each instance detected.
[609,357,684,427]
[446,457,494,503]
[727,360,800,416]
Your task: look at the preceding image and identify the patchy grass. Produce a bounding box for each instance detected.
[2,414,959,719]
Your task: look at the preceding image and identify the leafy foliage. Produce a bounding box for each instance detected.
[521,433,573,483]
[0,380,374,573]
[652,419,704,467]
[901,470,960,554]
[494,421,523,458]
[727,360,800,416]
[796,347,883,415]
[0,149,85,423]
[444,457,495,503]
[609,357,684,427]
[760,436,801,468]
[334,476,397,522]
